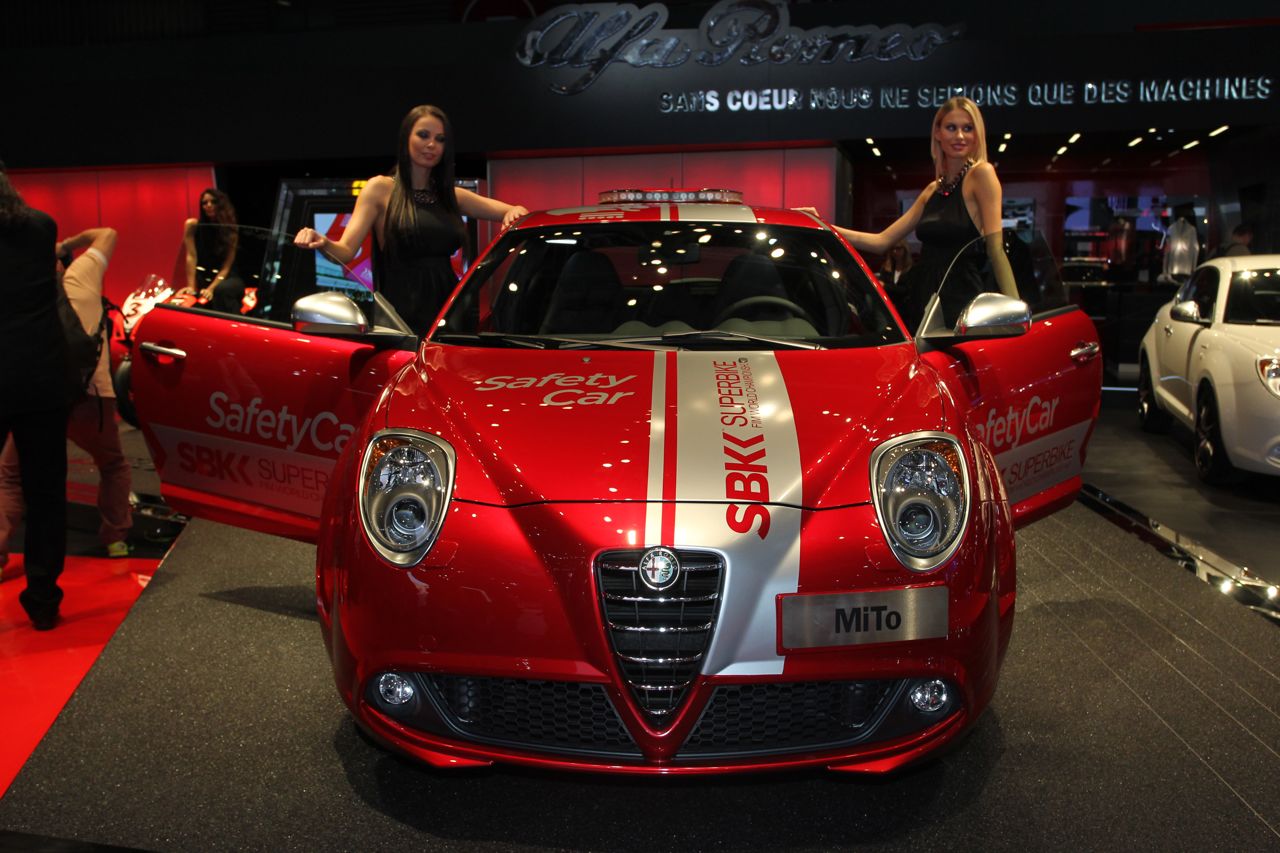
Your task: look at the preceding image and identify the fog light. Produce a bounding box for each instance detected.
[377,672,416,706]
[909,679,949,713]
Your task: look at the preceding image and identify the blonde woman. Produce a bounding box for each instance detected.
[819,96,1018,330]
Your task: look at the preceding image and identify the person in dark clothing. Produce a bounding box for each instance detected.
[1215,223,1254,258]
[293,104,528,333]
[0,163,69,630]
[801,96,1018,332]
[180,187,245,314]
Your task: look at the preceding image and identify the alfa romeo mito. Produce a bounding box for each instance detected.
[131,190,1101,773]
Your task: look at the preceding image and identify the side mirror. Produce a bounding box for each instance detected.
[1170,300,1204,323]
[952,293,1031,339]
[292,291,369,335]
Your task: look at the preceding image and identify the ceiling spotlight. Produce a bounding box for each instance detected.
[1128,137,1143,147]
[1003,133,1011,140]
[1057,146,1068,155]
[1209,125,1229,137]
[871,147,882,157]
[1182,140,1200,150]
[865,137,875,145]
[997,142,1007,153]
[1068,132,1081,144]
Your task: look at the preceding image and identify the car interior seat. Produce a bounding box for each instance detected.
[712,253,819,336]
[539,251,624,334]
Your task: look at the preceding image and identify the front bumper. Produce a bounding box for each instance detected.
[318,498,1013,774]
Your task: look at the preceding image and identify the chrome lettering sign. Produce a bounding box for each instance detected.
[780,587,949,650]
[639,547,681,591]
[516,1,962,94]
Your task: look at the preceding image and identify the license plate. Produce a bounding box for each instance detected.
[779,586,949,650]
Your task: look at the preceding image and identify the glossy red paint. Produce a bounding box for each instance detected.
[382,343,929,508]
[133,193,1100,774]
[130,305,415,540]
[10,165,215,305]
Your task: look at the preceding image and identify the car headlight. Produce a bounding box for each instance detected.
[1259,357,1280,399]
[358,429,455,566]
[870,432,970,572]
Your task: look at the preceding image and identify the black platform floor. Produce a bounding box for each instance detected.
[1084,390,1280,587]
[1,503,1278,851]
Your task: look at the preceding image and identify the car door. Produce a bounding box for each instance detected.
[1155,266,1218,421]
[131,304,416,542]
[918,233,1103,527]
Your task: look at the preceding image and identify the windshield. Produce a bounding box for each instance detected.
[1225,269,1280,324]
[435,222,903,350]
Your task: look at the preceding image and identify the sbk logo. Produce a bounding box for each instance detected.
[723,431,771,539]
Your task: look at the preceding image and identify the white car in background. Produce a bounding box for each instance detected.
[1138,255,1280,483]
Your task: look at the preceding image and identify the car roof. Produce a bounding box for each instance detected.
[517,202,827,230]
[1205,254,1280,273]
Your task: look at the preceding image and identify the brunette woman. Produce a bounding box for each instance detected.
[182,187,245,313]
[293,104,528,333]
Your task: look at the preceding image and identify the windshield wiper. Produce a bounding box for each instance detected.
[435,332,670,351]
[654,330,824,350]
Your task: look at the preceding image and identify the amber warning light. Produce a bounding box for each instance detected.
[598,188,743,204]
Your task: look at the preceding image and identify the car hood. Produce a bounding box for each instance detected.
[1219,323,1280,353]
[383,343,946,508]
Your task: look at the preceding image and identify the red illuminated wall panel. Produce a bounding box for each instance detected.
[581,154,683,203]
[490,148,835,222]
[9,165,215,304]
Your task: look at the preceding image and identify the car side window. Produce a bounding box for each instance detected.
[1180,267,1219,321]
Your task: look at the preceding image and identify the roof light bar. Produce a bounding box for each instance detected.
[598,188,743,204]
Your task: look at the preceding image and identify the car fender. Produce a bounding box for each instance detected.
[1194,331,1254,463]
[1142,304,1194,426]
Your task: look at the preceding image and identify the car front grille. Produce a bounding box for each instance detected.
[595,548,725,724]
[678,680,901,757]
[425,675,641,757]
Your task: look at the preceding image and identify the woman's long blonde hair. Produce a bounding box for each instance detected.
[930,96,988,179]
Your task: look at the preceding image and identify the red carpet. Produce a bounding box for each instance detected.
[0,554,157,797]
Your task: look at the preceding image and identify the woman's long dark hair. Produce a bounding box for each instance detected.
[197,187,237,226]
[385,104,460,252]
[197,187,237,261]
[0,170,30,229]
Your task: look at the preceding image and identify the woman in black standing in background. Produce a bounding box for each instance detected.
[0,163,68,630]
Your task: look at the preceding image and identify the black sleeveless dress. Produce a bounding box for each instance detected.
[376,199,467,334]
[892,174,986,332]
[195,225,246,314]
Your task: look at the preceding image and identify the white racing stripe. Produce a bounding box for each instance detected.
[674,203,757,223]
[672,352,803,676]
[644,352,668,546]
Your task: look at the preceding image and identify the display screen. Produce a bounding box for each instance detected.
[313,212,374,294]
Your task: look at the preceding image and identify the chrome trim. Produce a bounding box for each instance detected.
[868,431,971,573]
[1070,341,1101,362]
[630,681,692,692]
[597,561,720,573]
[954,293,1032,337]
[357,429,456,567]
[617,652,704,664]
[139,342,187,360]
[607,621,714,633]
[606,593,719,603]
[291,291,369,335]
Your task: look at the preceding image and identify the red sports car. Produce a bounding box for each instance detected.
[131,190,1101,774]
